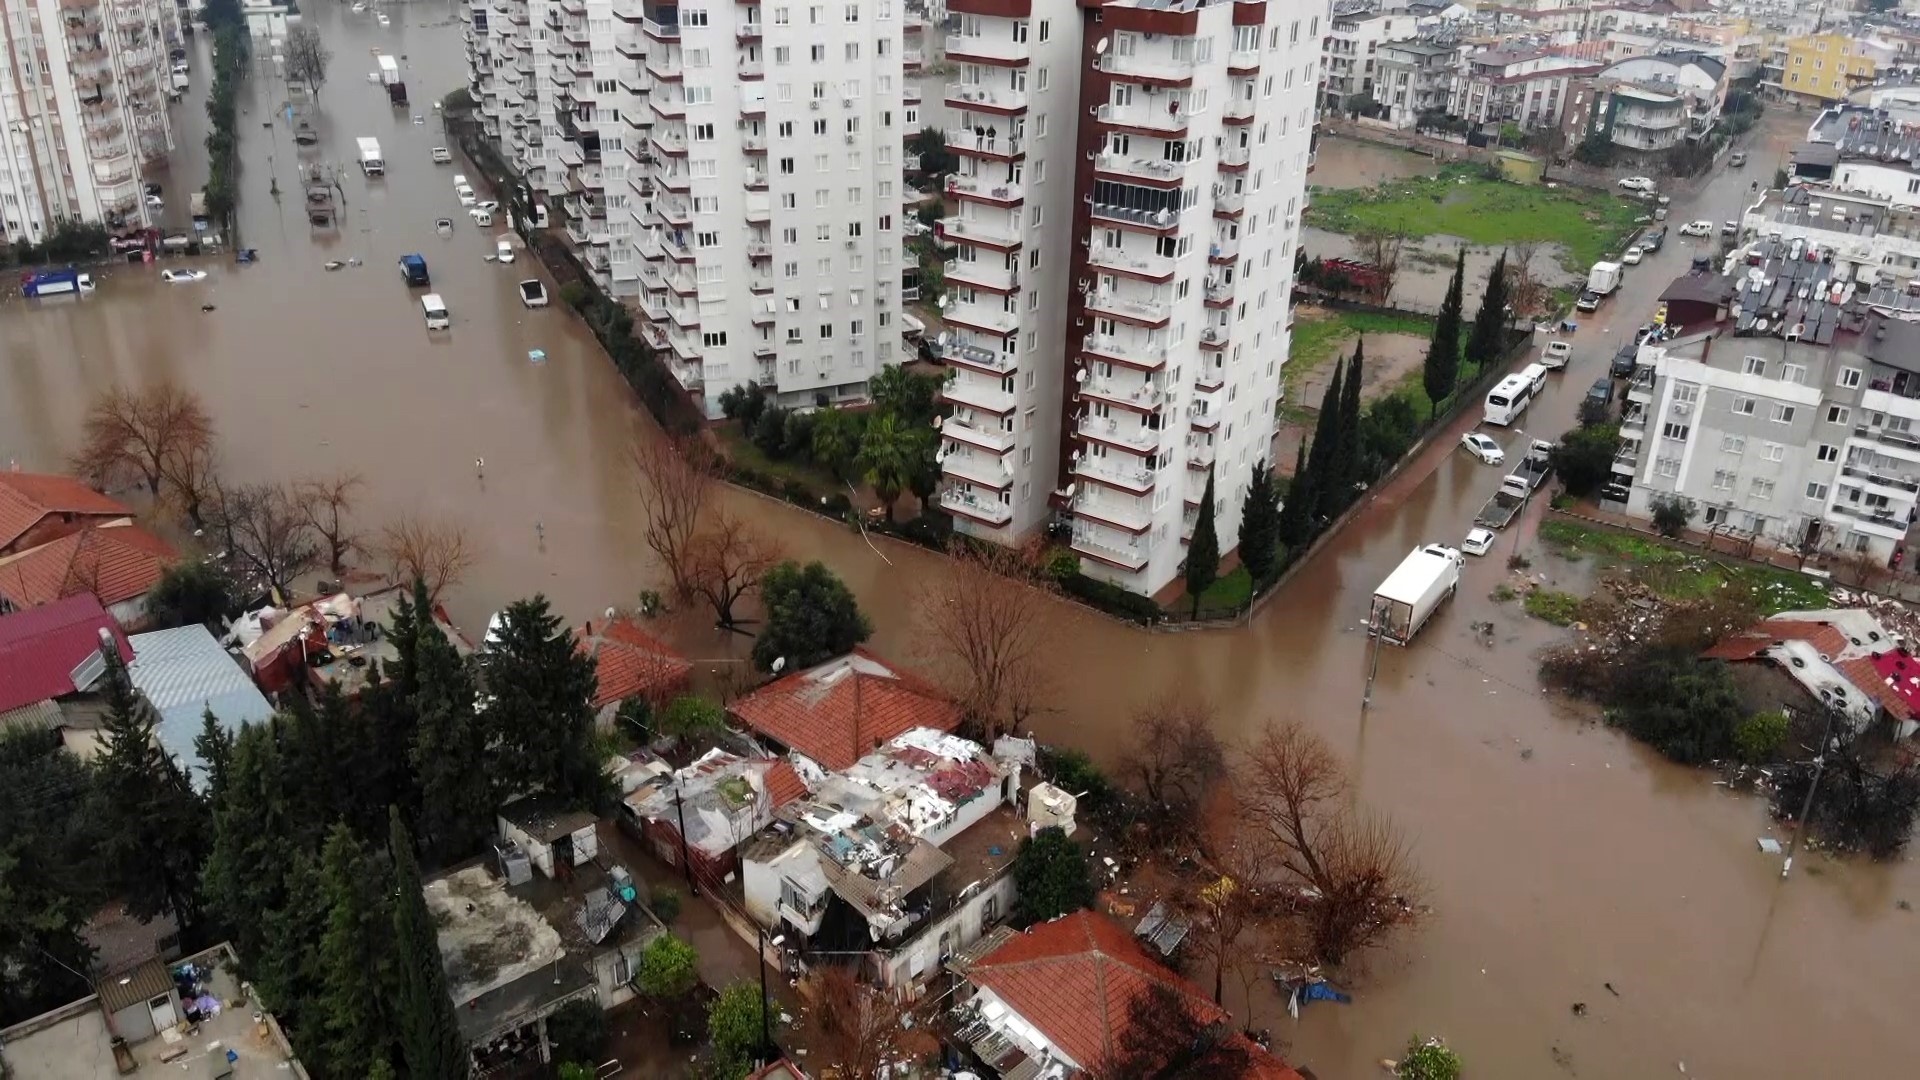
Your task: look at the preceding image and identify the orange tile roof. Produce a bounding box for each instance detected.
[576,616,693,709]
[763,759,808,808]
[728,647,960,771]
[0,525,177,609]
[1704,620,1850,661]
[1840,655,1916,722]
[0,473,130,550]
[966,911,1303,1079]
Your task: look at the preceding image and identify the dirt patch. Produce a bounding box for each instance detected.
[1274,331,1430,471]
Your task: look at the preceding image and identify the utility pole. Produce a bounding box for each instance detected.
[1781,705,1840,879]
[673,784,697,894]
[758,928,784,1066]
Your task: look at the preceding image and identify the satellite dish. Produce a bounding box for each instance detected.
[772,656,787,674]
[937,294,952,310]
[1095,37,1109,56]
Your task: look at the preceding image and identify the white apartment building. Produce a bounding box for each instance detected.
[0,0,177,243]
[1320,5,1416,112]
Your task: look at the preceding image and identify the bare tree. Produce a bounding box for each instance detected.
[803,966,935,1079]
[296,472,364,577]
[1352,228,1408,305]
[212,483,320,600]
[372,514,476,604]
[1237,720,1422,965]
[630,435,713,599]
[913,542,1053,741]
[1089,981,1260,1080]
[71,382,214,498]
[1118,695,1228,836]
[158,441,219,529]
[685,508,783,629]
[1503,239,1548,319]
[283,24,332,99]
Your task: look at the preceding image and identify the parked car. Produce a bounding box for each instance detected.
[1586,377,1614,412]
[1541,340,1573,369]
[1730,150,1748,167]
[1679,220,1713,236]
[1721,220,1738,236]
[1617,176,1657,192]
[496,238,515,263]
[1641,227,1666,253]
[1610,342,1639,378]
[1461,432,1505,466]
[1575,290,1601,312]
[1462,527,1496,557]
[1622,246,1644,265]
[1600,483,1632,503]
[431,146,452,163]
[457,185,477,206]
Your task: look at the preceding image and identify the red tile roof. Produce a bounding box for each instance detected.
[1852,653,1918,722]
[0,473,130,550]
[0,525,178,610]
[0,593,133,714]
[728,647,960,771]
[966,911,1303,1079]
[1703,620,1850,661]
[576,616,693,710]
[763,759,808,808]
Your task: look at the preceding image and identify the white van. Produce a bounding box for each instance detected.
[421,293,449,330]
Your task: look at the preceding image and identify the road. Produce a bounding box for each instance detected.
[0,19,1912,1075]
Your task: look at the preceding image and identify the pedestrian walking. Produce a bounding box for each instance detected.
[475,456,485,478]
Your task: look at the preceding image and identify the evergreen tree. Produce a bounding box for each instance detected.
[318,824,396,1077]
[1,727,110,1024]
[1185,470,1220,615]
[95,645,208,928]
[203,721,301,965]
[1423,249,1466,418]
[1338,338,1366,499]
[356,663,421,830]
[751,561,872,672]
[410,618,491,864]
[1237,461,1281,581]
[1277,441,1313,550]
[1466,251,1511,372]
[483,596,611,807]
[193,708,236,799]
[255,850,329,1055]
[1309,359,1347,526]
[390,809,468,1080]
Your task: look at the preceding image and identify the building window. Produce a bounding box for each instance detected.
[1732,395,1755,416]
[1656,457,1681,478]
[1750,478,1775,500]
[1769,404,1795,424]
[1712,469,1735,491]
[1817,443,1839,462]
[1721,434,1745,454]
[1827,405,1851,426]
[1807,481,1830,501]
[1839,367,1862,388]
[1662,422,1690,441]
[1743,356,1767,377]
[1763,442,1784,462]
[1782,363,1807,385]
[702,331,728,348]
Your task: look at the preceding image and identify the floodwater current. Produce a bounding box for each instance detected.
[1,8,1915,1075]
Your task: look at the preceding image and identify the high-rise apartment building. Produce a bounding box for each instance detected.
[937,0,1325,598]
[0,0,178,244]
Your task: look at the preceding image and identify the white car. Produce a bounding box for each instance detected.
[1462,527,1496,557]
[496,238,515,263]
[431,146,452,164]
[1678,219,1713,237]
[144,193,165,208]
[473,200,499,213]
[1621,246,1644,265]
[456,185,477,207]
[1541,340,1573,369]
[1617,176,1656,192]
[451,173,469,188]
[160,269,207,283]
[1461,432,1505,466]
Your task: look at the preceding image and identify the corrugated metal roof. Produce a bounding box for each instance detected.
[95,957,173,1015]
[128,625,275,790]
[0,699,64,734]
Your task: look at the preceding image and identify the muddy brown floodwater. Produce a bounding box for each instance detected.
[1,11,1915,1073]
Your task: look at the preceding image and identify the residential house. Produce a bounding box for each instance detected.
[0,472,131,556]
[1779,33,1879,107]
[1740,185,1920,287]
[425,815,664,1075]
[0,522,177,625]
[0,593,128,752]
[622,748,809,884]
[1704,608,1920,738]
[127,624,275,790]
[1579,51,1729,154]
[1322,4,1422,113]
[738,728,1026,993]
[1375,39,1464,129]
[236,584,471,696]
[0,944,301,1080]
[1452,49,1601,131]
[728,648,961,774]
[575,615,693,728]
[1802,101,1920,214]
[945,910,1306,1079]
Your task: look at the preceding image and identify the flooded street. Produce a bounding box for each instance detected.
[2,13,1915,1074]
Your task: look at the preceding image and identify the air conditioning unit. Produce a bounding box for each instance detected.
[1673,402,1692,417]
[844,239,857,249]
[810,100,821,110]
[845,134,856,144]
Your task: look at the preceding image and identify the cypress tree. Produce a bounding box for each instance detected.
[318,824,396,1076]
[1277,441,1312,550]
[255,850,329,1049]
[1185,469,1220,615]
[1337,338,1366,501]
[1310,359,1348,525]
[482,596,609,807]
[1238,460,1281,581]
[1424,249,1466,418]
[95,645,208,928]
[203,722,296,963]
[410,616,491,864]
[193,707,235,799]
[1467,251,1511,371]
[390,808,468,1080]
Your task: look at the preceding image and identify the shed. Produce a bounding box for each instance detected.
[127,624,275,790]
[1493,149,1544,184]
[497,798,599,880]
[95,958,179,1043]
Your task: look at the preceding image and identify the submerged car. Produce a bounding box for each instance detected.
[160,268,207,283]
[1461,432,1505,466]
[1678,220,1713,237]
[431,146,452,163]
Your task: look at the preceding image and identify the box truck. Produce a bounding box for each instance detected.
[1368,544,1463,646]
[20,268,96,298]
[358,137,384,176]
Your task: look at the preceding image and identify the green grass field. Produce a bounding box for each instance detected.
[1538,519,1831,614]
[1284,309,1435,405]
[1306,166,1645,272]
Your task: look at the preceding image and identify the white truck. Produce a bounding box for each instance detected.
[1369,544,1463,646]
[1587,261,1622,297]
[358,137,384,176]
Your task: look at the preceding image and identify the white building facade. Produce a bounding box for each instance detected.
[0,0,177,243]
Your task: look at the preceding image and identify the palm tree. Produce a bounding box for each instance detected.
[858,413,920,521]
[811,407,861,481]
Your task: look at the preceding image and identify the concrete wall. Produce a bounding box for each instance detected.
[876,872,1016,992]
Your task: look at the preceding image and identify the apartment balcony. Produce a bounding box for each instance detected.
[1825,501,1911,539]
[1199,325,1229,351]
[1096,53,1196,86]
[905,48,925,70]
[1208,235,1240,263]
[617,33,644,59]
[657,198,691,225]
[937,215,1021,251]
[947,84,1027,114]
[942,377,1017,417]
[1071,528,1150,572]
[1081,374,1166,413]
[741,170,768,190]
[940,447,1014,490]
[748,273,774,293]
[1078,413,1164,455]
[565,218,592,245]
[939,486,1014,527]
[945,298,1020,336]
[643,17,680,40]
[947,33,1029,66]
[1073,489,1153,533]
[1204,279,1233,306]
[1095,102,1190,136]
[1213,189,1245,217]
[1082,332,1166,371]
[1218,146,1250,170]
[1616,109,1684,131]
[1094,153,1188,186]
[650,130,688,156]
[1839,465,1920,496]
[745,194,770,223]
[1186,436,1218,470]
[742,134,767,154]
[646,55,683,81]
[933,335,1016,375]
[946,172,1023,206]
[946,259,1019,293]
[1084,290,1170,328]
[1088,245,1176,283]
[1228,48,1260,75]
[1223,98,1256,124]
[947,129,1023,159]
[738,57,764,79]
[737,21,763,42]
[942,415,1015,456]
[1090,200,1180,233]
[661,231,694,260]
[1073,453,1156,496]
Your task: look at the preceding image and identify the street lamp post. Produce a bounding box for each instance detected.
[758,930,785,1065]
[1782,706,1842,879]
